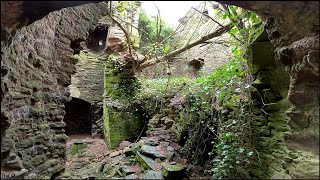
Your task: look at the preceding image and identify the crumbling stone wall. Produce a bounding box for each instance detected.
[103,53,144,149]
[219,1,319,178]
[69,51,106,136]
[102,24,145,149]
[1,2,108,179]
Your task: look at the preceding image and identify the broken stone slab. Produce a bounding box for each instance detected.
[167,146,175,161]
[1,169,28,179]
[15,169,29,178]
[78,163,102,179]
[4,159,21,170]
[124,174,138,179]
[104,164,121,177]
[144,170,163,179]
[140,145,167,159]
[111,154,125,166]
[122,164,141,175]
[143,137,160,146]
[168,95,186,110]
[109,150,123,157]
[124,142,143,156]
[161,117,174,127]
[149,114,161,124]
[49,121,66,128]
[159,141,170,147]
[136,151,156,170]
[61,170,72,178]
[162,163,186,179]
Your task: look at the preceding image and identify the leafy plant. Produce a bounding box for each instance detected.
[138,10,175,55]
[205,3,265,179]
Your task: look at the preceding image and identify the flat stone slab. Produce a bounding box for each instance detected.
[136,151,156,170]
[144,170,163,179]
[122,164,141,174]
[124,174,138,179]
[140,145,167,159]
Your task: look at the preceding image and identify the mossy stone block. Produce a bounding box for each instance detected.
[70,143,87,155]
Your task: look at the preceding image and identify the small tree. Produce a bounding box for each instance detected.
[138,10,175,56]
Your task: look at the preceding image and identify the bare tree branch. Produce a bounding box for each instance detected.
[136,23,232,72]
[142,20,184,64]
[192,6,243,43]
[192,7,224,27]
[108,15,133,55]
[115,16,154,46]
[153,2,162,44]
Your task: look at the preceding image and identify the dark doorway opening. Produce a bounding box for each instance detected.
[64,97,92,135]
[86,25,109,52]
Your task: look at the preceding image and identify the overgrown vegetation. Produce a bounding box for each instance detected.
[133,3,268,179]
[106,1,286,179]
[138,10,175,55]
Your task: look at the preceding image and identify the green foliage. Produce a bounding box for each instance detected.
[105,2,282,179]
[138,10,175,55]
[114,1,142,48]
[135,77,192,114]
[206,4,266,180]
[134,57,252,166]
[116,1,142,13]
[137,77,192,98]
[70,143,87,155]
[135,4,266,179]
[118,76,141,103]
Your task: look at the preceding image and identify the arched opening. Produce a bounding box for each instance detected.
[64,97,92,135]
[86,25,109,52]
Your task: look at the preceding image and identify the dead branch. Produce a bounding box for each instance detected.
[192,7,243,43]
[142,20,184,64]
[136,23,232,72]
[108,15,133,55]
[115,16,154,46]
[192,7,224,27]
[153,2,162,44]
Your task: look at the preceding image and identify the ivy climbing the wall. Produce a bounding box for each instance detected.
[133,4,274,179]
[103,53,144,149]
[103,2,295,179]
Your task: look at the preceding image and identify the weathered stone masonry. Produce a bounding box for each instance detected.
[69,51,106,137]
[1,3,108,179]
[219,1,319,178]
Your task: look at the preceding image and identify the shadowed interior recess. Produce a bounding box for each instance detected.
[64,97,92,135]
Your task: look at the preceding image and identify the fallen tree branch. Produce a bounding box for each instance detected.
[192,7,224,27]
[136,23,232,72]
[192,7,242,43]
[141,22,184,64]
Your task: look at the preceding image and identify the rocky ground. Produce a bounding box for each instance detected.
[54,134,108,179]
[57,114,207,179]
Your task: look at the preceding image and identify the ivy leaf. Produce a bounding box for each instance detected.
[222,12,228,19]
[230,28,239,35]
[247,151,254,156]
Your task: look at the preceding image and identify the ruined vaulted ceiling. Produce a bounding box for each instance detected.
[1,1,104,33]
[217,1,319,46]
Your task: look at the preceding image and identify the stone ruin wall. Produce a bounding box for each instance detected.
[1,2,108,179]
[219,1,319,178]
[69,53,105,137]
